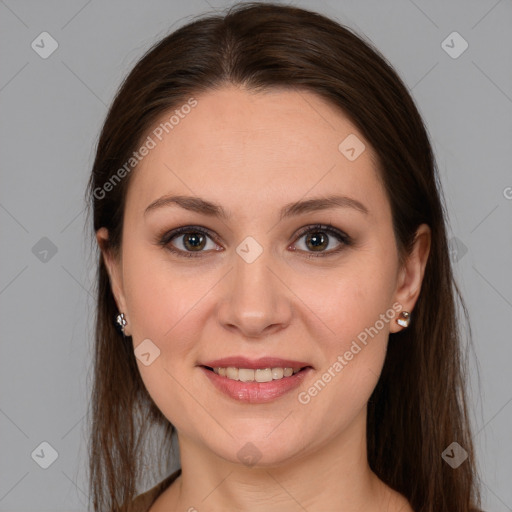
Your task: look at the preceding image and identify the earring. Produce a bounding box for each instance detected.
[396,311,410,328]
[116,312,127,334]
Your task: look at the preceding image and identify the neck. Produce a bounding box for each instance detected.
[158,408,400,512]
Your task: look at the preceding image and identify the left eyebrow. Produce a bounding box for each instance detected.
[144,194,369,220]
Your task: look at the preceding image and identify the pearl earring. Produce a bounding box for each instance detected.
[396,311,411,328]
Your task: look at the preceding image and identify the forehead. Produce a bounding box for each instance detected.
[125,85,387,222]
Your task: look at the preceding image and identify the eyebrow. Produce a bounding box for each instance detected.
[144,193,369,220]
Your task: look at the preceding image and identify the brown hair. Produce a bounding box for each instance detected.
[85,2,483,511]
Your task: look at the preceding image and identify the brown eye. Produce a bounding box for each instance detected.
[159,226,220,258]
[292,224,352,258]
[304,231,329,251]
[158,223,352,259]
[180,232,207,251]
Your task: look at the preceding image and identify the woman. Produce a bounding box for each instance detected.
[86,2,483,511]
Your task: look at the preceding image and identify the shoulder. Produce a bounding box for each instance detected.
[126,468,181,512]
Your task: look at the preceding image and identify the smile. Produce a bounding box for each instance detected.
[200,364,312,403]
[208,366,302,382]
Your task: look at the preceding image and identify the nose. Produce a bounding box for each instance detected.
[216,247,293,339]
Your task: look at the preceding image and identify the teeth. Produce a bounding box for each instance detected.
[226,367,239,380]
[255,368,273,382]
[239,368,254,382]
[271,367,283,379]
[212,366,302,382]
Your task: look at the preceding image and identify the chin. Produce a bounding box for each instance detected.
[199,426,311,468]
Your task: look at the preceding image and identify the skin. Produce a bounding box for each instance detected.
[97,85,430,511]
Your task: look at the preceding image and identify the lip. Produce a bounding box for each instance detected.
[199,361,313,404]
[200,356,312,370]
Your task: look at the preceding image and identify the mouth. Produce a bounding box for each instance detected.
[198,357,313,403]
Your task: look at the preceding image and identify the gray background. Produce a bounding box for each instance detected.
[1,0,511,510]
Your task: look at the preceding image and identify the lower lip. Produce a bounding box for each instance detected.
[200,366,312,403]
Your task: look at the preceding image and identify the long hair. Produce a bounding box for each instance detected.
[85,3,482,510]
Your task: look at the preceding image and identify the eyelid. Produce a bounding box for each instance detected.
[290,223,352,258]
[157,223,352,258]
[293,223,350,243]
[156,225,219,257]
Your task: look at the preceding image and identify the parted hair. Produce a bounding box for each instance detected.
[86,3,483,511]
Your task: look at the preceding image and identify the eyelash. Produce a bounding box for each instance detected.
[157,223,352,259]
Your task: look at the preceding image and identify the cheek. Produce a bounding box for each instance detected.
[121,243,216,382]
[120,246,206,428]
[301,255,397,402]
[303,255,396,347]
[297,280,393,435]
[122,242,195,341]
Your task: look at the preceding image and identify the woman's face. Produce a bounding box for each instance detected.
[99,85,429,466]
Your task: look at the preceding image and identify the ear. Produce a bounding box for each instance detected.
[389,223,431,333]
[96,227,131,336]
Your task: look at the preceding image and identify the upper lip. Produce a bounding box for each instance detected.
[200,356,312,370]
